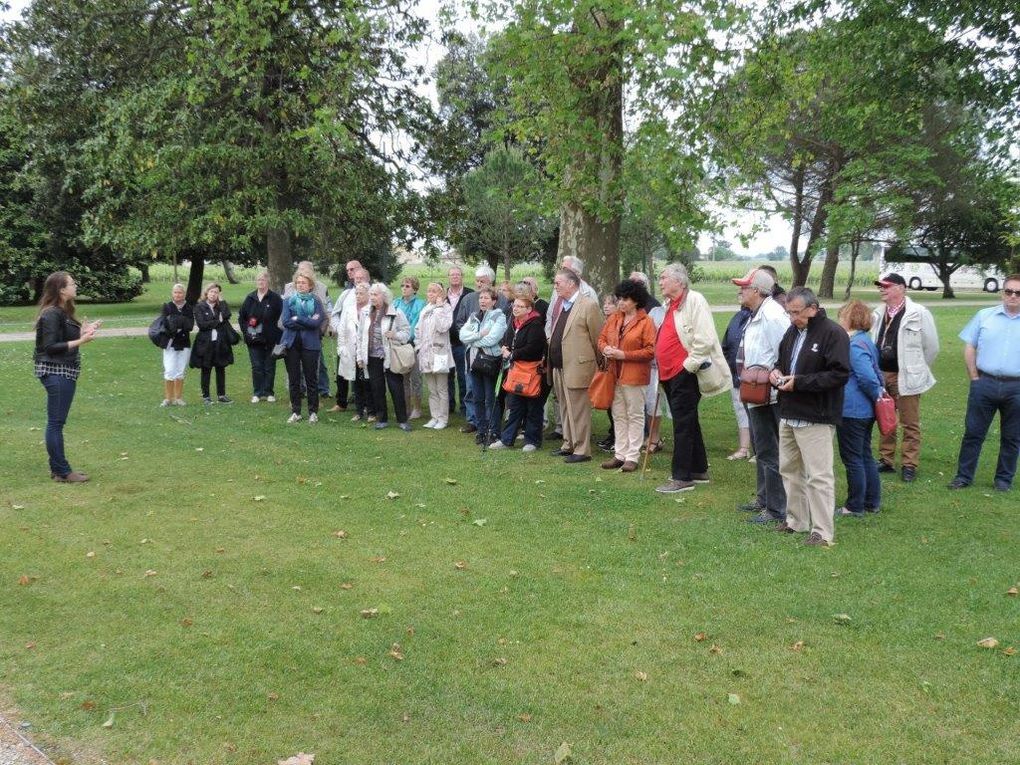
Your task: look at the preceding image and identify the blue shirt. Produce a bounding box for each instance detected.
[843,331,883,419]
[395,296,425,340]
[959,305,1020,377]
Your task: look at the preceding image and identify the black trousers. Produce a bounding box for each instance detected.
[662,370,707,481]
[367,356,408,424]
[285,339,320,415]
[200,366,226,398]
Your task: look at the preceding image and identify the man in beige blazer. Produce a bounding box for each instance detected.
[546,269,605,462]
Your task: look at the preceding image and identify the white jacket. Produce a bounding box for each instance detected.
[740,296,791,407]
[415,302,453,374]
[870,296,939,396]
[670,290,731,397]
[336,300,365,382]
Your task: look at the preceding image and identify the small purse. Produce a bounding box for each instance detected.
[471,351,502,376]
[875,391,897,436]
[502,360,542,398]
[739,365,772,405]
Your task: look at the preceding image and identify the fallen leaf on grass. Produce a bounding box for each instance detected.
[253,496,266,502]
[388,643,404,661]
[493,657,508,666]
[454,561,468,570]
[353,657,367,665]
[340,582,353,590]
[709,644,723,655]
[180,618,193,627]
[86,551,96,559]
[25,642,36,650]
[386,491,401,500]
[18,575,34,586]
[201,570,213,579]
[277,754,315,765]
[267,692,280,701]
[554,742,572,764]
[81,700,96,711]
[518,713,532,723]
[445,478,458,485]
[360,608,379,619]
[102,711,115,729]
[977,637,999,649]
[339,494,351,500]
[833,613,852,625]
[144,570,157,578]
[472,518,488,527]
[311,607,324,614]
[292,585,302,591]
[791,641,805,652]
[370,556,387,564]
[333,530,349,539]
[215,547,225,554]
[1003,646,1017,656]
[1007,586,1018,597]
[634,671,648,682]
[12,504,25,511]
[728,693,741,705]
[693,632,707,642]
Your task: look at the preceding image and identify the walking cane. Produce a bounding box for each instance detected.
[640,385,662,480]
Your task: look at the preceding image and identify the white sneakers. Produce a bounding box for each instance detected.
[251,395,260,404]
[267,395,276,403]
[159,399,170,408]
[433,421,448,430]
[309,413,318,424]
[487,441,507,450]
[423,419,437,429]
[287,413,302,424]
[522,444,538,453]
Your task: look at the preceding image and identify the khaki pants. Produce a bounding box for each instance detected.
[879,371,921,468]
[423,372,449,425]
[611,384,646,463]
[553,369,593,456]
[779,421,836,542]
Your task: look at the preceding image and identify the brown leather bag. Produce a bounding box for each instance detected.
[738,365,772,405]
[588,361,617,410]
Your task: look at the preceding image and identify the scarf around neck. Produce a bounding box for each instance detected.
[289,291,316,317]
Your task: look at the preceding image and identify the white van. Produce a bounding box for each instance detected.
[880,259,1005,293]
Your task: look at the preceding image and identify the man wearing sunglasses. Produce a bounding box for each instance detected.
[870,273,940,482]
[948,274,1020,492]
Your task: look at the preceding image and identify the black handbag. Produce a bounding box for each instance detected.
[148,315,171,349]
[471,350,502,376]
[224,322,242,346]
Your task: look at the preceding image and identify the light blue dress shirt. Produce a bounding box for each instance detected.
[959,305,1020,377]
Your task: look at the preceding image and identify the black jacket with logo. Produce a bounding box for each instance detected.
[775,308,850,425]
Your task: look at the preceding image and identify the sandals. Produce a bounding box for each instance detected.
[644,440,664,454]
[727,448,751,461]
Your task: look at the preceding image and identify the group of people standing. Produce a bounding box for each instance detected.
[33,267,1020,527]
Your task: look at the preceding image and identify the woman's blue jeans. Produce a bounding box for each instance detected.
[40,373,76,476]
[836,416,881,512]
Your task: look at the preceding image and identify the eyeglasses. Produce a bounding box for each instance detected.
[1004,289,1020,297]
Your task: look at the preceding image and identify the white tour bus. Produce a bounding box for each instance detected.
[879,254,1005,293]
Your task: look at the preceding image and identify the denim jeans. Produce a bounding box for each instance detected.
[248,345,277,397]
[286,340,320,415]
[954,375,1020,487]
[836,416,881,512]
[470,369,498,437]
[448,344,470,420]
[662,371,707,481]
[748,404,786,518]
[501,392,544,447]
[40,373,76,476]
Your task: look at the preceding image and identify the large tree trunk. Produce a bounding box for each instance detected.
[935,254,957,298]
[267,227,292,292]
[558,202,620,298]
[817,238,841,298]
[788,167,808,286]
[843,237,861,300]
[184,254,205,304]
[139,262,150,283]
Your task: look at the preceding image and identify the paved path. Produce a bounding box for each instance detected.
[0,299,998,344]
[0,715,53,765]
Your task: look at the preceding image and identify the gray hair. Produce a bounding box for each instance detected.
[254,270,269,282]
[787,286,819,308]
[369,282,392,304]
[629,271,650,288]
[475,264,496,282]
[171,282,186,292]
[555,268,580,287]
[562,255,584,276]
[660,263,689,287]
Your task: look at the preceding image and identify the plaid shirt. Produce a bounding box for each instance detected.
[34,361,80,381]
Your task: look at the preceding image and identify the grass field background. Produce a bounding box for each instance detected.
[0,292,1016,763]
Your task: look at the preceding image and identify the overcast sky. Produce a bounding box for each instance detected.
[1,0,791,257]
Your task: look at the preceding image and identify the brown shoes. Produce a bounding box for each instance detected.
[621,461,638,472]
[775,522,797,534]
[53,472,89,483]
[601,458,624,470]
[804,532,832,546]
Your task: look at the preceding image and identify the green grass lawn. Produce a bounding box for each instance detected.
[1,306,1017,764]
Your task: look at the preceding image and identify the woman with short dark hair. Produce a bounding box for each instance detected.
[34,271,101,482]
[238,270,283,404]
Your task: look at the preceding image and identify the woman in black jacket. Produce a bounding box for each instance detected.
[488,292,548,452]
[190,282,235,403]
[238,271,283,403]
[160,283,195,406]
[33,271,101,482]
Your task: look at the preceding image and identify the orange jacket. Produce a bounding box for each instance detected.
[596,309,656,385]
